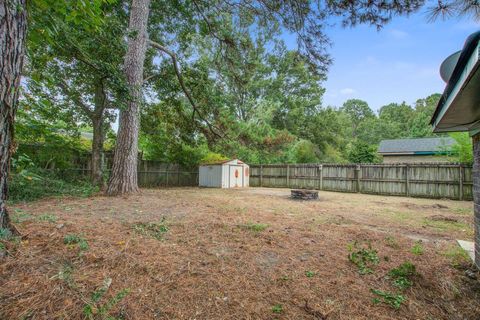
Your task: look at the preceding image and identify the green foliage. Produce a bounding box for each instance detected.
[371,289,406,309]
[132,220,169,240]
[64,234,89,251]
[448,132,473,164]
[271,304,283,314]
[291,140,320,163]
[388,262,416,290]
[347,141,380,164]
[411,241,424,255]
[348,241,380,274]
[200,152,229,165]
[9,166,98,203]
[83,277,130,320]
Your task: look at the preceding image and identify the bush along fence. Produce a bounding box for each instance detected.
[67,160,199,188]
[249,163,473,200]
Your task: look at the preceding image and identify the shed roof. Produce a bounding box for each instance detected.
[199,159,244,165]
[378,137,455,154]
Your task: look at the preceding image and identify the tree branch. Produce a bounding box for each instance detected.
[148,40,224,139]
[57,79,94,118]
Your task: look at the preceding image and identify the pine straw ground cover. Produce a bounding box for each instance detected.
[1,188,480,319]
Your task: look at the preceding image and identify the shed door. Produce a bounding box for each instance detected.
[228,165,243,188]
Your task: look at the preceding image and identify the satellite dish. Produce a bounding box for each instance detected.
[440,50,461,83]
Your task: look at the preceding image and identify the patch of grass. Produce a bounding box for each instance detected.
[384,236,400,249]
[381,209,412,223]
[64,234,89,252]
[133,220,169,240]
[441,245,471,268]
[411,241,424,255]
[11,211,34,223]
[453,207,472,215]
[271,304,283,314]
[241,222,268,232]
[38,213,57,223]
[422,218,471,234]
[388,262,416,290]
[348,241,380,275]
[0,242,5,251]
[83,277,130,320]
[371,289,406,310]
[305,270,315,278]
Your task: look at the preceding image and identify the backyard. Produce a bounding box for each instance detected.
[0,188,479,319]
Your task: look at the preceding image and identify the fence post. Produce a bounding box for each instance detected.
[405,164,410,197]
[260,165,263,187]
[355,165,361,193]
[286,165,290,188]
[318,164,323,190]
[166,170,169,187]
[459,164,464,201]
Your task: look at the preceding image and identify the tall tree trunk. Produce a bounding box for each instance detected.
[0,0,27,231]
[91,79,106,188]
[106,0,150,195]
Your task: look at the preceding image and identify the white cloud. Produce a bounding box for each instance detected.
[340,88,356,95]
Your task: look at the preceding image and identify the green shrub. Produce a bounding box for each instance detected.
[9,167,98,203]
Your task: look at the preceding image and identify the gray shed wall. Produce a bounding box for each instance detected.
[199,165,222,187]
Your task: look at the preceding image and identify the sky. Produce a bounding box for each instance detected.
[286,12,479,112]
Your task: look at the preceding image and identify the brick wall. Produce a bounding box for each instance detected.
[473,134,480,268]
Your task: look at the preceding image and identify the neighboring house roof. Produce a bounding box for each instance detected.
[430,31,480,132]
[378,137,456,155]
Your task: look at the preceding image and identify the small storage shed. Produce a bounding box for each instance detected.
[199,159,249,188]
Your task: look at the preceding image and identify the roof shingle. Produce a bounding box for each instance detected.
[378,137,455,154]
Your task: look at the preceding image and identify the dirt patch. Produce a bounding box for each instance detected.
[428,215,459,222]
[402,202,449,210]
[0,188,478,319]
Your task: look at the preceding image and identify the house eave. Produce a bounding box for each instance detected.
[432,32,480,133]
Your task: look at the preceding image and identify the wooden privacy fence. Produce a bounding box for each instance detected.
[69,160,199,187]
[250,163,473,200]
